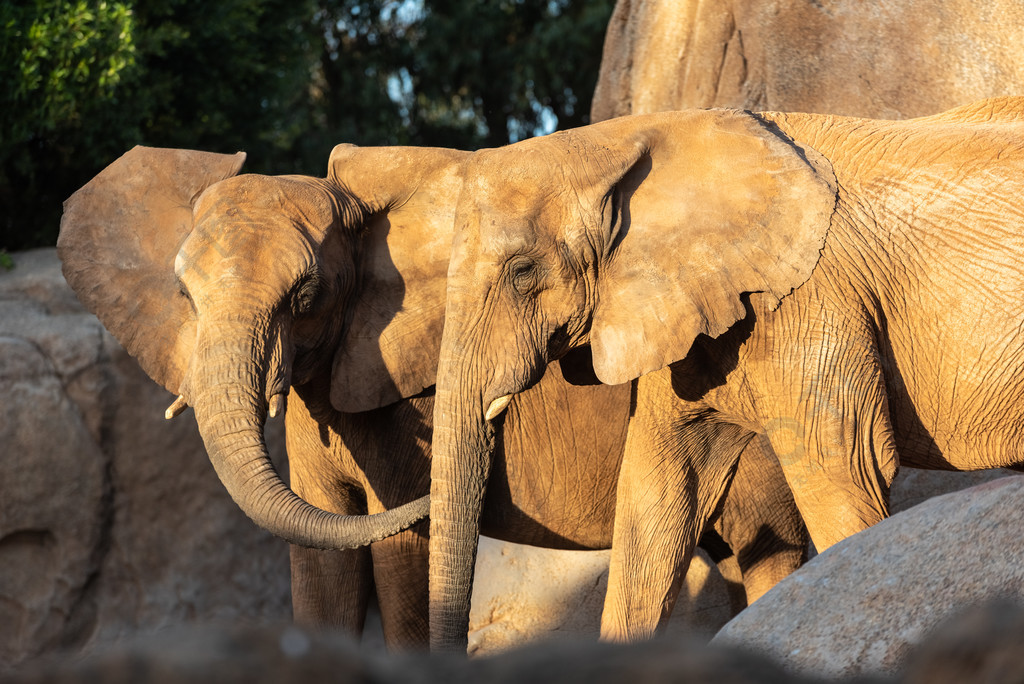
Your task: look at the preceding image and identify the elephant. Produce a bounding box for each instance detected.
[58,145,807,648]
[428,96,1024,649]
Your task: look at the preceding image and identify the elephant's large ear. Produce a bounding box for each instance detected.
[328,145,463,412]
[588,109,837,385]
[58,146,246,394]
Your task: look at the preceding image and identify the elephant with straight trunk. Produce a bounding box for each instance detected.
[58,145,807,648]
[429,97,1024,649]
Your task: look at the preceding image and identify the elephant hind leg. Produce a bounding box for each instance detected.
[712,433,809,606]
[696,530,748,615]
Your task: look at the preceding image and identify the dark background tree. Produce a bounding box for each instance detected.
[1,0,614,253]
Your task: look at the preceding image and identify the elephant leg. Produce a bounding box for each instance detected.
[711,433,808,605]
[368,519,430,650]
[764,361,899,552]
[289,462,373,633]
[290,544,372,631]
[696,529,748,615]
[600,369,751,642]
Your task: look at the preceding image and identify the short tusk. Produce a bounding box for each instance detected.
[269,393,287,419]
[165,395,188,420]
[484,394,512,421]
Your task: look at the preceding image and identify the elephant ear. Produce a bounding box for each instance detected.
[58,145,246,394]
[588,109,837,385]
[329,145,463,412]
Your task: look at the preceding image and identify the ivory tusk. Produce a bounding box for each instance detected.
[165,395,188,420]
[269,393,287,419]
[484,394,512,421]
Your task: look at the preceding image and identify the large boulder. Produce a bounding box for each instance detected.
[591,0,1024,122]
[0,249,291,668]
[468,537,734,654]
[711,475,1024,679]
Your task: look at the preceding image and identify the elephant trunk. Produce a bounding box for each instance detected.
[191,322,427,549]
[428,358,496,652]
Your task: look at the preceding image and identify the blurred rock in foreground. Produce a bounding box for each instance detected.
[9,601,1024,683]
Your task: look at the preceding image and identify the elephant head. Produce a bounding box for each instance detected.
[429,108,837,650]
[59,143,467,549]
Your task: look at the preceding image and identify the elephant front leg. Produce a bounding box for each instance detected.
[291,545,372,631]
[289,461,373,633]
[599,371,751,642]
[764,365,899,552]
[369,519,430,649]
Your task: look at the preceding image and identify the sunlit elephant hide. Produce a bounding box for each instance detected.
[428,97,1024,649]
[58,145,807,648]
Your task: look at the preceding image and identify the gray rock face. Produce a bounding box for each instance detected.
[591,0,1024,122]
[0,249,290,668]
[468,538,734,654]
[711,475,1024,679]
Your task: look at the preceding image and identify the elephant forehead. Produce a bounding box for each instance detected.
[468,147,573,207]
[465,192,575,256]
[194,174,335,241]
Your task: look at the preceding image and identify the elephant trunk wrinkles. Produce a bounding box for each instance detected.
[191,326,428,549]
[428,376,495,652]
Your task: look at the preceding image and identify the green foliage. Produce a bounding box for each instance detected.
[0,0,615,251]
[2,1,136,140]
[408,0,614,146]
[1,1,138,250]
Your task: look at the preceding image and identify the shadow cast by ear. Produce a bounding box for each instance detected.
[559,293,756,401]
[558,346,603,386]
[670,294,756,402]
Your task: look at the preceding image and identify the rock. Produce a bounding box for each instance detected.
[890,468,1011,514]
[468,537,733,654]
[0,249,290,668]
[897,600,1024,684]
[591,0,1024,123]
[3,621,822,684]
[711,475,1024,679]
[10,607,1024,684]
[0,336,107,664]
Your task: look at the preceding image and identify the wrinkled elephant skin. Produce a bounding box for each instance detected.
[58,143,807,649]
[431,97,1024,647]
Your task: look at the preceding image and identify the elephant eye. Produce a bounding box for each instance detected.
[178,281,195,310]
[508,257,540,296]
[293,274,322,315]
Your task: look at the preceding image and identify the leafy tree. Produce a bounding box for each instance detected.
[1,0,321,250]
[309,0,614,151]
[408,0,614,146]
[1,1,137,250]
[0,0,615,251]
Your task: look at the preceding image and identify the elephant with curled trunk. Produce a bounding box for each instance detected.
[58,145,807,648]
[429,97,1024,649]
